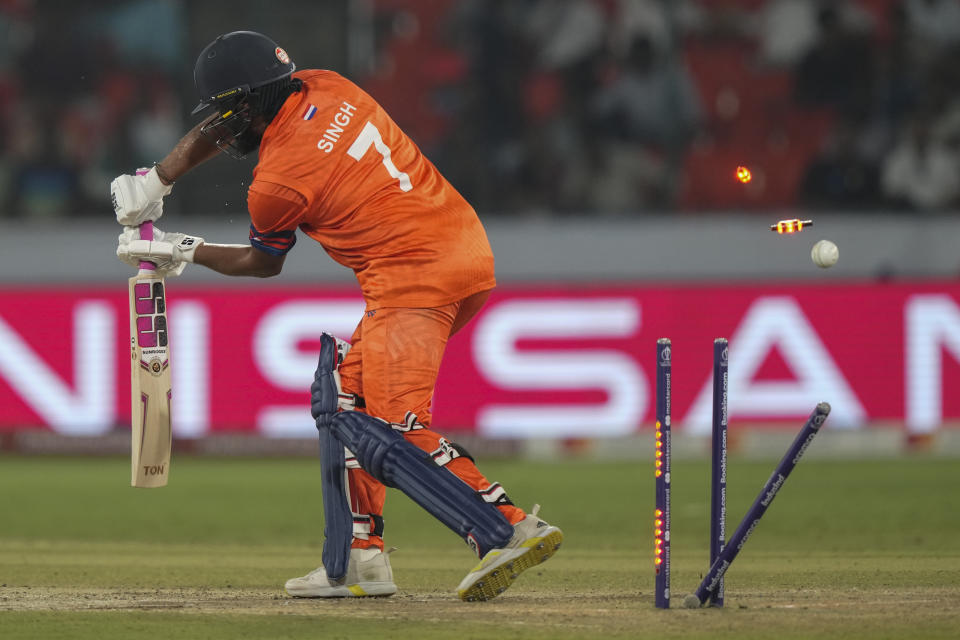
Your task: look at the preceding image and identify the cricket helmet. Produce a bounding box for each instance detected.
[192,31,297,158]
[192,31,295,115]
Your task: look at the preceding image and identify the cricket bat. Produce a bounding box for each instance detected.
[128,221,172,487]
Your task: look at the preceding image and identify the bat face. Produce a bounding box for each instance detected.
[129,271,171,487]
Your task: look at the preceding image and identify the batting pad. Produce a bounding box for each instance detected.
[312,333,354,581]
[318,428,353,582]
[330,411,515,557]
[310,333,347,427]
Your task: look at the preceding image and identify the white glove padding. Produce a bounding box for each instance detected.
[111,167,173,226]
[117,226,204,278]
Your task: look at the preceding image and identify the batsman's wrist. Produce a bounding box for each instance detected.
[153,162,175,186]
[144,166,174,199]
[174,235,204,262]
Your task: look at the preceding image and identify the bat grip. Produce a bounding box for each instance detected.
[138,221,156,272]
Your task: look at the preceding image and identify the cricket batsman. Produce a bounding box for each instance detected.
[110,31,562,601]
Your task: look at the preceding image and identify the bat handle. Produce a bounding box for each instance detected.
[138,221,157,272]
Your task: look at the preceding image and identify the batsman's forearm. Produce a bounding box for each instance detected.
[193,244,284,278]
[154,117,221,185]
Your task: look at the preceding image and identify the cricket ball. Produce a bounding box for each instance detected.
[811,239,839,269]
[682,594,702,609]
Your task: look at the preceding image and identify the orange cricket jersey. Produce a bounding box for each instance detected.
[248,69,496,308]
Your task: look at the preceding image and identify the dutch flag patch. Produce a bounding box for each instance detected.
[302,104,317,120]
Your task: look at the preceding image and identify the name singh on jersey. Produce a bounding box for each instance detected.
[316,101,358,153]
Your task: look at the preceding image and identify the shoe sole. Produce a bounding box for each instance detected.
[457,527,563,602]
[286,581,397,598]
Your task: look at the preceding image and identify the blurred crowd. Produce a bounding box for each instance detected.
[0,0,185,219]
[2,0,959,218]
[366,0,960,215]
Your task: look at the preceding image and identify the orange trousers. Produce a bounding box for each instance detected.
[337,290,525,550]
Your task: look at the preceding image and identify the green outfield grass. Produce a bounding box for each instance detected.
[1,453,958,639]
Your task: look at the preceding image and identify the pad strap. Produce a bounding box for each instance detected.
[479,482,514,506]
[339,393,366,411]
[429,438,462,467]
[344,448,361,469]
[389,411,425,433]
[352,513,385,538]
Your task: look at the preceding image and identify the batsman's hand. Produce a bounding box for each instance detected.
[111,167,173,226]
[117,225,204,278]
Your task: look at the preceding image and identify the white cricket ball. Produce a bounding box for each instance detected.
[682,594,703,609]
[811,239,839,269]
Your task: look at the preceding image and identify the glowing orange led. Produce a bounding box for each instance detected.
[655,509,662,517]
[771,218,814,234]
[735,165,752,183]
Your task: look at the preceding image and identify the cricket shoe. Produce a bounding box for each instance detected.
[285,547,397,597]
[457,504,563,602]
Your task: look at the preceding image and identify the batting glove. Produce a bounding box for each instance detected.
[110,167,173,226]
[117,226,204,278]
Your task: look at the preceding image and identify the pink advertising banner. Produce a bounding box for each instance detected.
[0,281,958,437]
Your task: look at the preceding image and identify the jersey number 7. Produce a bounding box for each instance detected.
[346,121,413,192]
